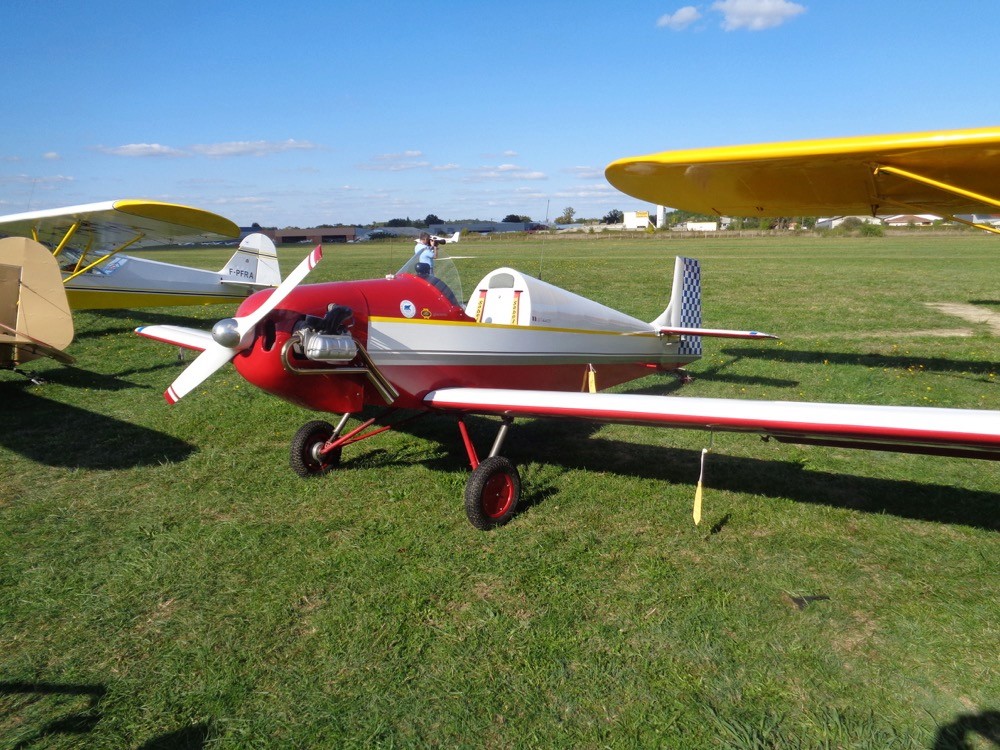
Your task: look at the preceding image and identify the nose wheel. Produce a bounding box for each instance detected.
[290,419,343,477]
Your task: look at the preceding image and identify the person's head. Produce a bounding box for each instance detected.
[419,232,431,244]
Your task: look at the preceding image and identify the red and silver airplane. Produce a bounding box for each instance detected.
[137,243,1000,529]
[138,126,1000,528]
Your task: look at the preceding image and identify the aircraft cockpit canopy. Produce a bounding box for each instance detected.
[395,253,464,308]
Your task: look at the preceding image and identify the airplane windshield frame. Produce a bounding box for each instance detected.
[395,252,465,307]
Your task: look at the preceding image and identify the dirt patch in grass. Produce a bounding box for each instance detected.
[925,302,1000,334]
[860,328,973,338]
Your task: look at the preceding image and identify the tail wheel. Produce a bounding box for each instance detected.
[290,420,342,477]
[464,456,521,530]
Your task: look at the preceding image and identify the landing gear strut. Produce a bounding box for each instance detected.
[458,416,521,530]
[288,410,424,478]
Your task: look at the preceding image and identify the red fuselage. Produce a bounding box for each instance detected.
[231,273,686,415]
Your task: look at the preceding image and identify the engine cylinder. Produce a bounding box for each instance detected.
[301,332,357,362]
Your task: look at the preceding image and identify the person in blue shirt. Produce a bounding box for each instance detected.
[413,232,437,276]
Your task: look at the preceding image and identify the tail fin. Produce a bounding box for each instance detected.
[651,256,702,356]
[0,237,74,367]
[220,233,281,288]
[448,230,461,243]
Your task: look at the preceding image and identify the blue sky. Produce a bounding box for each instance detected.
[4,0,999,228]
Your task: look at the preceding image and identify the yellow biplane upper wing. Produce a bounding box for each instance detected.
[605,126,1000,220]
[0,199,240,256]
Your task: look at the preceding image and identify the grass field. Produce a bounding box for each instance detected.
[1,233,997,748]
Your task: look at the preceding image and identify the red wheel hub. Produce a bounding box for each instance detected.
[482,473,514,518]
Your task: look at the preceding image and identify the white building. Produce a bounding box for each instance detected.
[815,216,883,230]
[674,221,718,231]
[624,210,651,230]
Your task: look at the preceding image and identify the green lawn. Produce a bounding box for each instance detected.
[1,233,997,748]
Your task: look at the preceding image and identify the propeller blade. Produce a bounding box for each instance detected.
[164,245,324,404]
[164,344,238,403]
[232,244,323,342]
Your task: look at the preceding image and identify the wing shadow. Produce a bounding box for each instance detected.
[346,409,998,531]
[724,346,998,380]
[0,680,105,749]
[74,307,234,340]
[2,390,194,469]
[5,363,177,392]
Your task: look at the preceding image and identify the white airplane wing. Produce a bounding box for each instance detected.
[0,199,239,252]
[424,388,1000,460]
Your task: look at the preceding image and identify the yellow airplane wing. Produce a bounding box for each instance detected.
[605,126,1000,221]
[0,199,239,257]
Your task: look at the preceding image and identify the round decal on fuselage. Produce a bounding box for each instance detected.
[400,299,416,318]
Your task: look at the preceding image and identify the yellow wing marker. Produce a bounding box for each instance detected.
[582,364,597,393]
[693,448,707,525]
[693,433,715,526]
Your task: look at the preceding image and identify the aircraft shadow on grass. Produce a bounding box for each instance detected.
[1,389,193,469]
[74,307,238,341]
[10,361,180,392]
[0,680,105,749]
[933,709,1000,750]
[723,346,999,382]
[0,680,210,749]
[342,387,999,532]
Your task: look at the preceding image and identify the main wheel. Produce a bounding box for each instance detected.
[464,456,521,530]
[289,420,342,477]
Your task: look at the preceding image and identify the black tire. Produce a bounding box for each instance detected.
[464,456,521,530]
[289,420,341,477]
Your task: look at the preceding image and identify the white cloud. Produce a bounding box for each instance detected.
[0,173,74,186]
[566,166,604,180]
[97,143,187,157]
[190,139,318,157]
[657,6,702,30]
[711,0,805,30]
[209,196,271,206]
[43,152,60,161]
[466,164,547,182]
[360,152,432,171]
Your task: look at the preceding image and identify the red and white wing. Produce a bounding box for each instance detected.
[424,388,1000,460]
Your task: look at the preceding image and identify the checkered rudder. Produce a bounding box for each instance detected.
[677,258,701,356]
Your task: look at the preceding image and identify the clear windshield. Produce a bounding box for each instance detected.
[396,252,465,307]
[56,247,125,276]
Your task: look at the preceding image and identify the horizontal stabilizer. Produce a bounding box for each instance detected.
[135,325,214,351]
[658,326,778,340]
[0,236,74,367]
[0,322,75,364]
